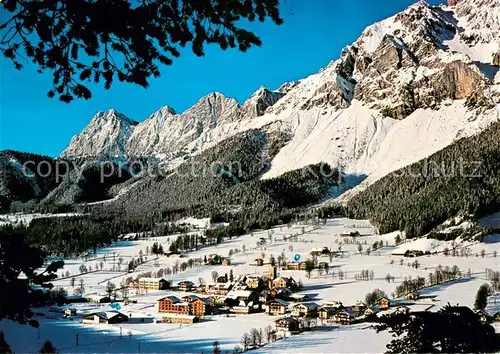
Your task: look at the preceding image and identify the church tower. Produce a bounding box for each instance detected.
[268,265,277,289]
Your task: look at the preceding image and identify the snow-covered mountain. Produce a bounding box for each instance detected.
[61,0,500,198]
[61,109,138,157]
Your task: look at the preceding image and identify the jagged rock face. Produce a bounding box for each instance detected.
[454,0,500,44]
[429,61,485,100]
[348,1,494,119]
[301,78,354,111]
[293,0,493,119]
[62,93,246,158]
[149,92,241,157]
[127,93,242,158]
[61,0,499,174]
[239,87,284,119]
[126,106,177,157]
[276,81,300,94]
[61,109,138,157]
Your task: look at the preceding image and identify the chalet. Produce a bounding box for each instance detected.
[270,287,291,300]
[272,276,296,290]
[364,306,380,316]
[317,262,329,269]
[404,291,420,300]
[266,299,289,316]
[286,262,307,271]
[291,302,319,318]
[222,258,231,266]
[162,314,199,324]
[227,290,256,302]
[404,250,424,258]
[378,297,390,310]
[394,306,410,315]
[190,298,211,317]
[213,296,228,306]
[86,294,110,303]
[352,300,367,312]
[230,306,252,315]
[318,306,337,319]
[275,317,299,335]
[310,247,331,257]
[182,294,201,303]
[50,305,77,317]
[206,282,232,296]
[332,308,357,325]
[289,294,311,302]
[246,277,264,289]
[64,308,77,317]
[207,254,223,265]
[138,278,170,291]
[82,311,129,325]
[254,258,264,266]
[158,296,190,315]
[341,231,360,237]
[177,280,195,292]
[216,275,228,283]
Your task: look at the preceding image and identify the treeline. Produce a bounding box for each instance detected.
[0,211,189,257]
[3,156,146,212]
[108,130,339,223]
[394,264,463,297]
[2,129,340,256]
[0,150,70,211]
[345,121,500,238]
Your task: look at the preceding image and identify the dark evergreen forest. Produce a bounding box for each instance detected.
[345,121,500,238]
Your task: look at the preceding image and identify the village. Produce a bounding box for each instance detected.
[45,260,427,344]
[2,216,500,353]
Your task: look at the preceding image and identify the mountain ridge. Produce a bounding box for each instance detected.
[57,0,500,203]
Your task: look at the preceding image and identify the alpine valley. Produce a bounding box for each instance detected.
[2,0,500,238]
[3,1,500,353]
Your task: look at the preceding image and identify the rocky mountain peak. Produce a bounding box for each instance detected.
[61,0,499,169]
[92,109,138,125]
[61,110,137,158]
[183,92,240,125]
[158,105,177,116]
[240,86,285,119]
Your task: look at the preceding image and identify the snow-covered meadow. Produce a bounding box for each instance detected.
[1,216,500,353]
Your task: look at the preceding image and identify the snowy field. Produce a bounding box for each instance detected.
[1,216,500,353]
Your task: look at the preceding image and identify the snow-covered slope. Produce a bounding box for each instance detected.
[61,0,500,199]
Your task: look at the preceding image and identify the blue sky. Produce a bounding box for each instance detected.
[0,0,443,157]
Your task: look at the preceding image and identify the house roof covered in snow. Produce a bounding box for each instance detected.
[294,302,319,309]
[139,277,168,283]
[227,290,253,299]
[267,299,289,306]
[159,295,182,303]
[83,311,126,320]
